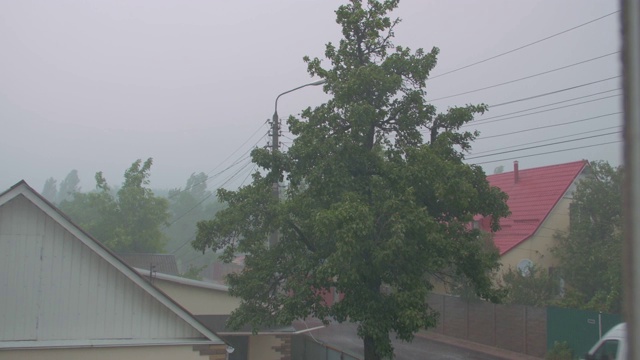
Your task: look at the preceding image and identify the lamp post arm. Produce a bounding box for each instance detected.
[273,79,326,116]
[268,78,325,248]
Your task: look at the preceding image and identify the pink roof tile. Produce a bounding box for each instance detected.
[480,160,588,255]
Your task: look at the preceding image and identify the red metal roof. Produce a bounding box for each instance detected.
[480,160,589,255]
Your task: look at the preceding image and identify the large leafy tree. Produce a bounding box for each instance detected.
[194,1,509,359]
[56,169,80,204]
[165,172,222,271]
[41,177,58,203]
[61,158,170,253]
[552,161,622,313]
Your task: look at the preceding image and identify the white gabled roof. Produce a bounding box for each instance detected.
[0,181,225,349]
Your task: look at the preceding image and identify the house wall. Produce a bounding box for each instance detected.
[0,195,203,342]
[0,345,210,360]
[500,196,572,272]
[153,278,240,315]
[248,335,281,360]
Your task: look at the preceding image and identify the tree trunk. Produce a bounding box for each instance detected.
[364,334,381,360]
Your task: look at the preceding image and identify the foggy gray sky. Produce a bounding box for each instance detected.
[0,0,622,193]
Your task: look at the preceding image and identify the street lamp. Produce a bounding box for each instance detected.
[269,79,326,248]
[270,79,327,160]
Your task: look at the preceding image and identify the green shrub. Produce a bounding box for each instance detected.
[546,341,573,360]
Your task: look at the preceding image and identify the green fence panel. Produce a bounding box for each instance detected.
[547,306,622,358]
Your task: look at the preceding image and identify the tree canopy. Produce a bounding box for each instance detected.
[552,161,623,313]
[194,1,509,359]
[164,172,222,273]
[41,177,58,203]
[56,169,80,204]
[61,158,170,253]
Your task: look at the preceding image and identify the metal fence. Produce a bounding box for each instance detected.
[546,306,622,358]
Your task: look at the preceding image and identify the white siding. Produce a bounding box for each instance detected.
[0,195,202,342]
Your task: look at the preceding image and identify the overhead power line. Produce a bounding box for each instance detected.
[468,94,621,127]
[166,156,253,230]
[467,131,621,160]
[428,52,620,102]
[429,10,620,80]
[168,122,268,199]
[171,234,196,255]
[165,192,215,230]
[471,140,621,165]
[480,89,621,121]
[475,112,622,140]
[489,78,623,108]
[470,125,621,155]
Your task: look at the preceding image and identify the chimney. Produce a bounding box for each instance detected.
[514,161,519,183]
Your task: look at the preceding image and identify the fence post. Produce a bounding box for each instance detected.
[493,303,497,347]
[598,312,602,339]
[466,298,470,339]
[524,306,528,354]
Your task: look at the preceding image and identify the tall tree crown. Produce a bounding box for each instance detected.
[195,2,509,359]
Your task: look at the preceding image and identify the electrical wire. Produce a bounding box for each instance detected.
[218,157,255,189]
[479,89,621,121]
[167,158,255,254]
[471,140,621,165]
[467,94,621,127]
[428,10,620,80]
[474,112,622,140]
[467,131,620,160]
[428,52,620,102]
[182,249,214,266]
[168,122,268,199]
[165,192,215,229]
[171,234,197,255]
[489,77,623,108]
[470,125,621,155]
[240,165,257,187]
[164,154,252,232]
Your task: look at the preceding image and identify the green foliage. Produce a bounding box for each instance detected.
[41,177,58,203]
[501,265,559,307]
[449,233,506,302]
[552,161,622,313]
[164,172,222,269]
[61,158,170,253]
[194,1,509,359]
[546,341,573,360]
[56,169,80,204]
[181,264,207,281]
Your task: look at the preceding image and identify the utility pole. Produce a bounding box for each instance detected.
[268,79,326,248]
[622,0,640,357]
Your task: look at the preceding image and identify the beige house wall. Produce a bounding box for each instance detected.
[500,196,572,272]
[430,193,574,295]
[0,345,210,360]
[153,278,240,315]
[248,335,280,360]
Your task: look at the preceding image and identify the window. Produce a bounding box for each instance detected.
[472,220,480,230]
[591,339,619,360]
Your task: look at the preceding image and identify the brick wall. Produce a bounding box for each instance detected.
[272,335,292,360]
[427,294,547,358]
[192,344,228,360]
